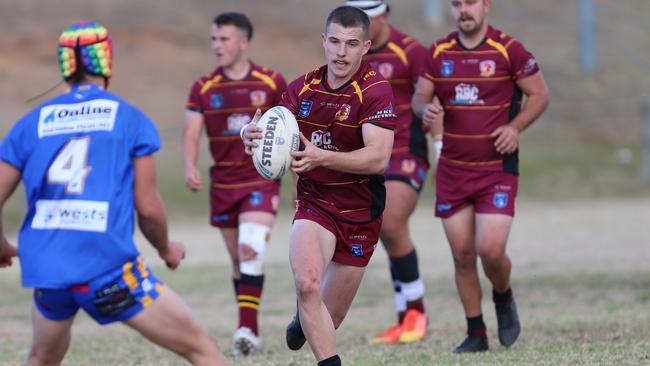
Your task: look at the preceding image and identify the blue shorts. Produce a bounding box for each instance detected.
[33,256,164,325]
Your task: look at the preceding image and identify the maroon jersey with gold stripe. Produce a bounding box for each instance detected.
[365,26,428,160]
[281,61,396,223]
[422,25,539,174]
[187,62,286,186]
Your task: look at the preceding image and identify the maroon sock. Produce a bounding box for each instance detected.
[467,314,486,337]
[237,274,264,335]
[493,287,513,307]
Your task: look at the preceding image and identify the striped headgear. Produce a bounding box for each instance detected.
[57,21,113,81]
[346,0,389,17]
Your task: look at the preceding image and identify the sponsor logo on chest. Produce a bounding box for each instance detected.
[450,83,484,105]
[310,130,338,151]
[226,113,251,135]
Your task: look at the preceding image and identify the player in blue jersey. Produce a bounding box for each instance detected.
[0,21,229,366]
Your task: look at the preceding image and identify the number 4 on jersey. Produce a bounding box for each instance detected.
[48,137,92,194]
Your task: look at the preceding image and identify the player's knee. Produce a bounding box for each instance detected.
[293,271,321,300]
[452,249,477,270]
[478,248,506,268]
[238,222,270,276]
[26,348,63,366]
[186,328,221,362]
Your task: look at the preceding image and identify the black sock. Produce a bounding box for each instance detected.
[391,250,421,283]
[391,250,425,314]
[318,355,341,366]
[389,262,405,323]
[467,314,486,337]
[493,287,513,307]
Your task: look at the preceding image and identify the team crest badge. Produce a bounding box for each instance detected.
[401,159,416,174]
[493,192,509,209]
[250,191,264,207]
[250,90,267,107]
[299,99,313,118]
[480,60,496,77]
[351,244,363,257]
[210,94,224,108]
[334,104,351,122]
[378,63,394,79]
[441,60,454,77]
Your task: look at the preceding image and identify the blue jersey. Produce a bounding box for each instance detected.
[0,83,160,289]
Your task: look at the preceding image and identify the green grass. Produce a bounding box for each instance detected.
[1,264,649,366]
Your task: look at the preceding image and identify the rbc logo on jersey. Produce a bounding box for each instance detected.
[493,192,509,209]
[351,244,363,257]
[250,191,264,207]
[210,94,224,109]
[441,60,454,77]
[299,99,313,118]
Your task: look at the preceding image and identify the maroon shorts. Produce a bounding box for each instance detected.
[210,181,280,228]
[435,162,518,218]
[384,154,430,193]
[294,200,382,267]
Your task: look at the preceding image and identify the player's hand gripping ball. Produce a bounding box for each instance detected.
[252,106,300,180]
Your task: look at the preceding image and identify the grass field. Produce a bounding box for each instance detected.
[1,199,649,365]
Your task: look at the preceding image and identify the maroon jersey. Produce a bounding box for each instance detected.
[365,26,428,160]
[422,25,540,174]
[187,62,287,187]
[281,61,396,223]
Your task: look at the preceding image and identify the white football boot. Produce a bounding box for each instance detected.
[233,326,262,356]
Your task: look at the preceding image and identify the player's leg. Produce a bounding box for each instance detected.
[289,219,337,362]
[231,185,279,355]
[475,214,513,293]
[25,305,74,366]
[474,175,520,347]
[218,227,241,282]
[232,210,274,355]
[321,261,366,329]
[374,180,427,344]
[124,287,229,366]
[210,185,243,298]
[442,205,488,353]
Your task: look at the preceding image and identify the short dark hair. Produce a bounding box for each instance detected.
[213,12,253,40]
[325,6,370,39]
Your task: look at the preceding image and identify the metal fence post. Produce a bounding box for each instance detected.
[422,0,444,26]
[642,97,650,183]
[578,0,597,74]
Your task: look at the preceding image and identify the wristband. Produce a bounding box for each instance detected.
[240,123,249,140]
[434,140,443,164]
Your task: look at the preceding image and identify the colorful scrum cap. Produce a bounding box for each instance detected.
[57,21,113,80]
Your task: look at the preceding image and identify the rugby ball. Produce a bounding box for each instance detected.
[252,106,300,180]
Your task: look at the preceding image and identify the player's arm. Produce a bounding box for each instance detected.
[491,71,550,154]
[0,161,20,268]
[412,76,443,132]
[182,110,205,191]
[291,123,393,175]
[430,96,444,164]
[134,155,185,270]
